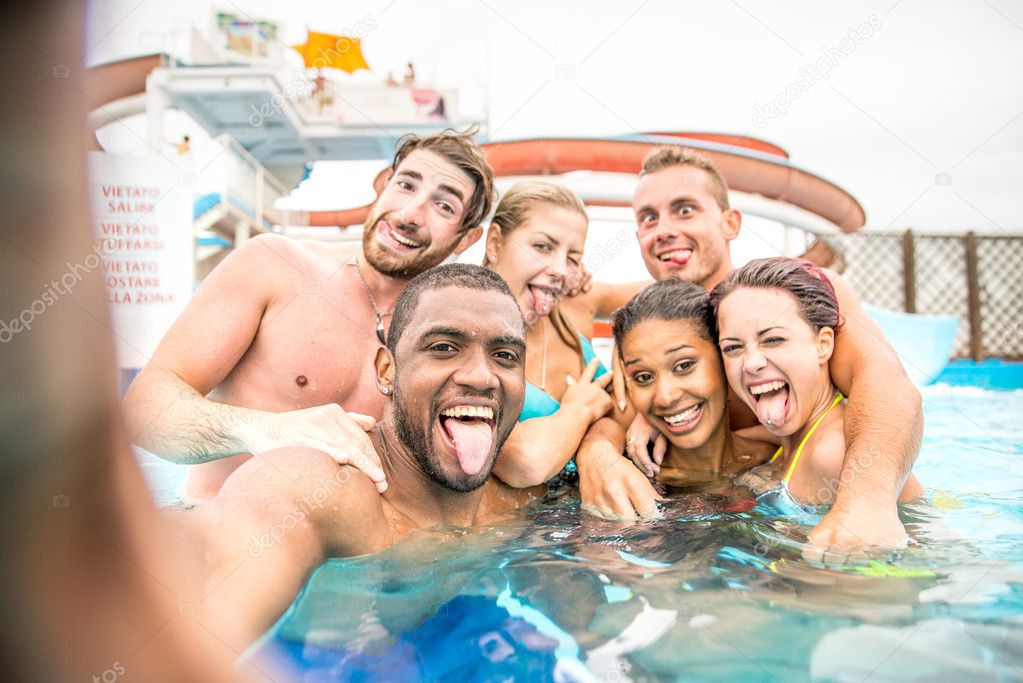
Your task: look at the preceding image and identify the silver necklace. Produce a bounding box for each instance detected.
[353,257,388,345]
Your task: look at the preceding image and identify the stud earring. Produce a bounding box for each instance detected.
[381,386,391,395]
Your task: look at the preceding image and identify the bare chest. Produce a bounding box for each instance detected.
[217,275,389,417]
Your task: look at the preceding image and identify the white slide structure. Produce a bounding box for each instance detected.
[863,304,958,385]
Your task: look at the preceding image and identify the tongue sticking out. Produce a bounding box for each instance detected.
[668,250,692,265]
[444,418,495,475]
[530,286,554,316]
[755,385,789,428]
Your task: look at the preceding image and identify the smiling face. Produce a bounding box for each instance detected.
[633,165,739,289]
[621,318,728,451]
[363,149,480,278]
[385,286,526,492]
[485,204,587,320]
[716,287,835,436]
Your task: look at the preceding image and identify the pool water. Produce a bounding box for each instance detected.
[141,386,1023,681]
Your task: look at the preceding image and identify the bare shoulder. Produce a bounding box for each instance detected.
[820,267,874,334]
[287,234,355,259]
[567,280,653,324]
[819,267,881,339]
[819,266,886,345]
[219,446,392,556]
[140,235,311,386]
[190,234,301,304]
[559,294,597,337]
[224,233,302,270]
[234,234,347,273]
[818,267,905,393]
[219,447,376,510]
[820,267,860,305]
[201,235,355,305]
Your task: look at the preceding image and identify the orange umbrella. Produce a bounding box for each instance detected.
[291,31,370,73]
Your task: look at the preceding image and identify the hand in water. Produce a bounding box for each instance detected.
[803,501,908,567]
[579,445,663,520]
[562,359,614,423]
[625,413,668,479]
[236,404,387,492]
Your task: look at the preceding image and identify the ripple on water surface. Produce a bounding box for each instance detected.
[221,388,1023,680]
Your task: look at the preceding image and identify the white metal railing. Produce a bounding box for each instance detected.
[142,21,483,131]
[200,134,303,241]
[144,20,286,69]
[298,81,460,126]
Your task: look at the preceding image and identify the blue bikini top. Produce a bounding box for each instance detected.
[519,335,608,422]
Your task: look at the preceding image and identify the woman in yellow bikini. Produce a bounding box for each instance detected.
[711,257,923,514]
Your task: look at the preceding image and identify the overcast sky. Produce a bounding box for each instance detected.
[87,0,1023,233]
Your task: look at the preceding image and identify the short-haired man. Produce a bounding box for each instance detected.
[579,146,923,555]
[124,129,496,501]
[179,265,538,646]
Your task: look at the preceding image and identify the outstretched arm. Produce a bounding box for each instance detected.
[123,234,283,461]
[587,279,654,319]
[122,235,385,488]
[807,269,923,553]
[492,359,613,487]
[0,5,245,675]
[562,279,652,339]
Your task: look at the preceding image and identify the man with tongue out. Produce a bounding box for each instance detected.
[584,145,925,556]
[379,264,528,497]
[180,265,538,642]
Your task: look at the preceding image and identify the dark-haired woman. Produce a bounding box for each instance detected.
[577,280,776,519]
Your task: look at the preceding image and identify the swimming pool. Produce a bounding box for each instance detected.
[138,383,1023,681]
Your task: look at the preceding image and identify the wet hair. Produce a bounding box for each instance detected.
[613,280,716,360]
[387,263,521,354]
[709,257,842,333]
[483,180,589,355]
[391,125,496,232]
[640,145,730,211]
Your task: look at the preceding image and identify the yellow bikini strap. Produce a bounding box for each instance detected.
[782,391,844,484]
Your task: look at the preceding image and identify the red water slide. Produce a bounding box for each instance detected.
[308,136,864,231]
[85,57,864,232]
